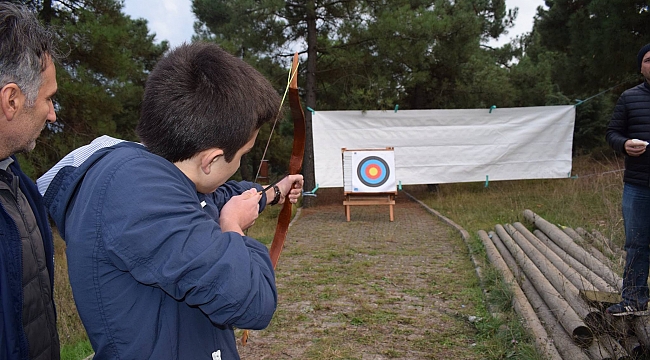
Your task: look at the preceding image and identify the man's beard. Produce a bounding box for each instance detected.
[19,139,38,153]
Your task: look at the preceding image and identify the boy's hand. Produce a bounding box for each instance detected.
[219,188,261,234]
[275,174,304,205]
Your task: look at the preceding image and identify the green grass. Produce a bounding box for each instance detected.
[60,340,93,360]
[407,154,625,245]
[53,233,90,360]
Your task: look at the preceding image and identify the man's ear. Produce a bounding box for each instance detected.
[0,84,23,121]
[200,148,225,174]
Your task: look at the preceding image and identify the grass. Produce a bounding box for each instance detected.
[407,154,626,245]
[240,194,519,358]
[53,153,626,359]
[59,340,93,360]
[53,233,92,360]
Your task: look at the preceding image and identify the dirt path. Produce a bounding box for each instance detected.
[238,191,482,359]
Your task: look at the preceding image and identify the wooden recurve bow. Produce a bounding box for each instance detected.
[242,52,305,346]
[268,52,306,268]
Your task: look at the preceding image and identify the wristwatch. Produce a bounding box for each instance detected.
[269,185,282,206]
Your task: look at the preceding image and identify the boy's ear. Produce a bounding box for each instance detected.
[200,148,225,174]
[0,83,23,121]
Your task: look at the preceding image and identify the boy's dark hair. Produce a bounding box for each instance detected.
[137,42,281,163]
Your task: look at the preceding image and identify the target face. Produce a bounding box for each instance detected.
[350,150,396,193]
[356,156,390,187]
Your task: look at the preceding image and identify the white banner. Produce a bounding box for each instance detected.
[312,106,575,188]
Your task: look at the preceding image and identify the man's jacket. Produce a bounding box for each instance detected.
[39,140,277,360]
[606,81,650,186]
[0,158,56,360]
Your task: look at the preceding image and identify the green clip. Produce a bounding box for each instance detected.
[485,175,489,188]
[306,107,315,114]
[398,181,402,190]
[303,184,319,197]
[489,105,496,113]
[394,105,399,113]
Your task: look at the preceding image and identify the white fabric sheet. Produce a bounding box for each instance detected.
[312,106,576,188]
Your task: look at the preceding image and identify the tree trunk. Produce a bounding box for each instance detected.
[303,0,317,208]
[41,0,53,24]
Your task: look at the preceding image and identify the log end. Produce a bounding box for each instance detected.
[573,325,594,347]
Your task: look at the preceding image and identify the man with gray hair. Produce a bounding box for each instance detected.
[0,3,60,359]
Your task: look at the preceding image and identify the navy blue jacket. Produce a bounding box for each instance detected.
[0,157,55,360]
[606,81,650,186]
[42,142,277,360]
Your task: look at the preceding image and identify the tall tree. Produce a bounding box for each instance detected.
[335,0,516,110]
[524,0,650,151]
[535,0,650,95]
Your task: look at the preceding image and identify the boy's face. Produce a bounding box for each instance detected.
[206,130,258,192]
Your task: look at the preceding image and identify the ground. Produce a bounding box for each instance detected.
[237,189,483,359]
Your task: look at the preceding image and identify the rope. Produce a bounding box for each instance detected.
[574,75,639,106]
[572,169,624,179]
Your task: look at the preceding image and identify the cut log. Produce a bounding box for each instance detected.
[495,224,593,346]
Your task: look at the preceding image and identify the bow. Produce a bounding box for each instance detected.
[268,52,306,268]
[242,52,305,346]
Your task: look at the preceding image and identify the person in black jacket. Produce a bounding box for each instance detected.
[0,3,61,359]
[605,42,650,316]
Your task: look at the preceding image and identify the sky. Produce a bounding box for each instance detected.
[122,0,546,49]
[489,0,546,47]
[122,0,196,48]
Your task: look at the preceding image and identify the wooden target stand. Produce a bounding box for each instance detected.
[343,191,396,222]
[342,148,397,222]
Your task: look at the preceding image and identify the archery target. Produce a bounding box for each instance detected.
[351,150,396,192]
[357,156,390,187]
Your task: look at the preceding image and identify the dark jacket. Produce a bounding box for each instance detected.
[41,141,277,360]
[606,81,650,186]
[0,157,56,360]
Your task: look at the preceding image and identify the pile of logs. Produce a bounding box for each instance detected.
[479,209,650,360]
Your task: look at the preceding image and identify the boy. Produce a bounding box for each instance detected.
[38,42,302,359]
